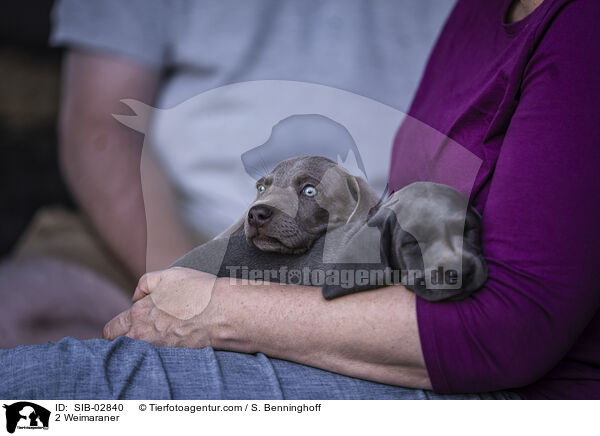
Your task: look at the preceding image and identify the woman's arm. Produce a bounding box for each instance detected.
[212,278,430,389]
[415,1,600,394]
[103,267,431,389]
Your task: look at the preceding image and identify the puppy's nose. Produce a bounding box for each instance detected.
[248,205,273,227]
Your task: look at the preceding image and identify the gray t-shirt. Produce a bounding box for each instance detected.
[51,0,455,240]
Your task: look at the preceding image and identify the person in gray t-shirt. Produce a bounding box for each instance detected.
[51,0,454,279]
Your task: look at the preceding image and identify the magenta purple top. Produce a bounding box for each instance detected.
[389,0,600,399]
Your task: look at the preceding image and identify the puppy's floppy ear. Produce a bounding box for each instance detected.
[463,205,483,250]
[316,167,378,227]
[345,174,380,224]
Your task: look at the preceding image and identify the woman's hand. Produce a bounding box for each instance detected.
[103,267,220,348]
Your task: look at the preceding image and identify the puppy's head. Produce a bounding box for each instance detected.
[371,182,488,300]
[244,156,377,254]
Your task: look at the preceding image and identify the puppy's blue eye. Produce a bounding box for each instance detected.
[302,185,318,197]
[257,184,266,194]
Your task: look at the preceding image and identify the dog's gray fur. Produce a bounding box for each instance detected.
[173,156,487,301]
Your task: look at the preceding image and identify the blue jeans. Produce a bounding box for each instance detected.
[0,337,518,400]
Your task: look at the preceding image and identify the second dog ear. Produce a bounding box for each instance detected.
[463,206,483,249]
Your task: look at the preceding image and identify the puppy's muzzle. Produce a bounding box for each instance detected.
[247,205,274,228]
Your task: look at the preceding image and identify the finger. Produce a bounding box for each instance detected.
[132,270,164,302]
[103,309,132,340]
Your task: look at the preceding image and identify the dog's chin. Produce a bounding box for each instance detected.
[249,235,310,255]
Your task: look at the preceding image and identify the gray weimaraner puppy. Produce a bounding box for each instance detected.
[173,156,487,301]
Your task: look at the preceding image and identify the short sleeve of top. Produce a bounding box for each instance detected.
[50,0,171,68]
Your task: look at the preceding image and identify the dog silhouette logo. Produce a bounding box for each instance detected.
[3,402,50,434]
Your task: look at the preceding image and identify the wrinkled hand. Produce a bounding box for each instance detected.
[103,267,221,347]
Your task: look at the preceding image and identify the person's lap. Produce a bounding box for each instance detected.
[0,336,518,400]
[0,257,517,399]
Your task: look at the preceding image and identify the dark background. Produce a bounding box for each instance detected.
[0,0,74,257]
